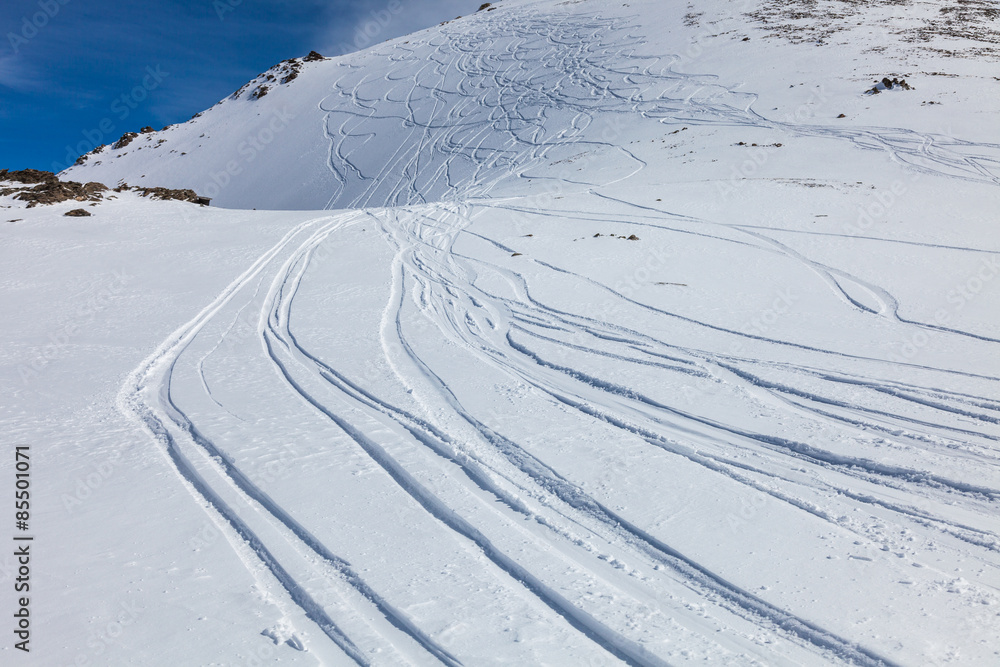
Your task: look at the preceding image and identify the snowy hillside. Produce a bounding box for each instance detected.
[5,0,1000,665]
[64,0,1000,210]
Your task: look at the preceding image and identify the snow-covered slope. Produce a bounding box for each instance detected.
[6,0,1000,665]
[64,0,1000,210]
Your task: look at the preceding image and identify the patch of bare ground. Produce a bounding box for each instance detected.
[746,0,1000,59]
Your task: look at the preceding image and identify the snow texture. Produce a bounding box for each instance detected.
[4,0,1000,665]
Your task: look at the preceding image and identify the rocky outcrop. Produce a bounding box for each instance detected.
[0,168,59,184]
[232,51,326,101]
[112,132,139,150]
[115,184,210,205]
[2,169,210,208]
[0,169,108,208]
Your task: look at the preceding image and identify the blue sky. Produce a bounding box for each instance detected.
[0,0,473,172]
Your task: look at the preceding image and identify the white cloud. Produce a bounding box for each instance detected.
[0,55,31,91]
[320,0,476,56]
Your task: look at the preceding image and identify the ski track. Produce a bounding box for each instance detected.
[121,6,1000,666]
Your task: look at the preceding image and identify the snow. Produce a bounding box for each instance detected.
[5,0,1000,664]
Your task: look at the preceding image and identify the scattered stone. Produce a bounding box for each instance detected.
[837,113,847,118]
[737,141,782,148]
[64,208,92,217]
[867,77,913,95]
[591,232,640,241]
[511,252,522,257]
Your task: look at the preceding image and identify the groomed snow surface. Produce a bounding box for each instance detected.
[5,0,1000,664]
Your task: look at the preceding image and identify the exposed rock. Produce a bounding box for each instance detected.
[0,169,58,184]
[113,132,139,150]
[140,126,155,133]
[2,169,210,208]
[113,183,211,205]
[64,208,92,217]
[14,178,108,208]
[134,186,208,204]
[2,169,107,208]
[867,76,914,95]
[233,51,321,101]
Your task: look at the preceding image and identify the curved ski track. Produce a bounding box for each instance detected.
[122,7,1000,666]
